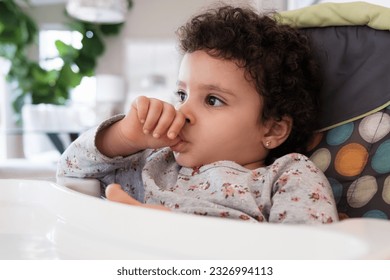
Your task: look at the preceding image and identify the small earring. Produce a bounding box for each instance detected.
[265,141,270,147]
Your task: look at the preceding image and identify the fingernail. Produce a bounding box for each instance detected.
[143,129,149,134]
[140,119,145,124]
[168,132,176,139]
[153,133,160,138]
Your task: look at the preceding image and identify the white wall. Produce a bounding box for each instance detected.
[23,0,287,91]
[121,0,285,39]
[98,0,286,68]
[96,0,287,107]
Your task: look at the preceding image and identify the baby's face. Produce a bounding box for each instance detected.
[172,50,268,169]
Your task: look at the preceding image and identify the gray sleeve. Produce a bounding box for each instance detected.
[56,115,147,200]
[268,155,339,224]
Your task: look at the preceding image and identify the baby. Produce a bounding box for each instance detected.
[57,5,338,224]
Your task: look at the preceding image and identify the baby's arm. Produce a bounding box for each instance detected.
[269,155,339,224]
[57,96,186,197]
[96,96,186,157]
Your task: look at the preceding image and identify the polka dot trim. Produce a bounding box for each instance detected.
[359,112,390,143]
[334,143,368,177]
[328,177,342,204]
[326,122,354,146]
[362,210,388,219]
[383,175,390,205]
[371,139,390,174]
[310,148,331,173]
[347,176,377,208]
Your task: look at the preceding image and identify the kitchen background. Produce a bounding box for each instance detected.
[0,0,388,170]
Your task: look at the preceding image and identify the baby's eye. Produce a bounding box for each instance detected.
[206,96,224,107]
[176,91,187,103]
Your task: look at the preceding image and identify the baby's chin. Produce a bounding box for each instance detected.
[172,151,203,168]
[172,151,189,167]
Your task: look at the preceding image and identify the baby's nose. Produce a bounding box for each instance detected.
[177,103,195,125]
[182,113,195,125]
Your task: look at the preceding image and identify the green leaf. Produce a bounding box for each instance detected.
[99,23,123,35]
[0,3,20,29]
[54,86,69,104]
[74,53,96,74]
[9,63,29,79]
[31,65,58,85]
[22,13,38,44]
[12,90,27,115]
[55,40,79,63]
[80,29,105,57]
[66,20,86,34]
[0,21,5,34]
[0,43,17,59]
[57,63,83,88]
[0,1,37,45]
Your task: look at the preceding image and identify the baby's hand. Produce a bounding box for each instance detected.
[120,96,186,150]
[134,96,185,139]
[106,183,170,211]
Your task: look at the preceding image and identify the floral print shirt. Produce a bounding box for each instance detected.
[57,117,338,224]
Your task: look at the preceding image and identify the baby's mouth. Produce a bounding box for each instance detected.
[170,135,187,152]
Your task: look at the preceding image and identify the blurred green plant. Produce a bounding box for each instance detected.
[0,0,133,119]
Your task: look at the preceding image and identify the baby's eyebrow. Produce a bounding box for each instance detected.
[177,80,235,96]
[176,80,186,87]
[200,84,235,96]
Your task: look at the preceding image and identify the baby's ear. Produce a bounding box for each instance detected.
[262,116,293,149]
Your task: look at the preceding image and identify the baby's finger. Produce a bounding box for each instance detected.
[106,183,141,206]
[143,99,164,134]
[167,111,187,139]
[151,103,177,138]
[133,96,150,124]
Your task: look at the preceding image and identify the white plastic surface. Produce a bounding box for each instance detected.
[1,179,389,260]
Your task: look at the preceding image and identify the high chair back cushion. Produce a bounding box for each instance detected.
[308,108,390,220]
[279,2,390,220]
[300,25,390,220]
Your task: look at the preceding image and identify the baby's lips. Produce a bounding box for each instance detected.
[170,135,187,152]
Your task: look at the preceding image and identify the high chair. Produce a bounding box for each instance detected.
[61,1,390,221]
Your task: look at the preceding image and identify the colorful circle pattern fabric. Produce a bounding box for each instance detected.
[309,107,390,220]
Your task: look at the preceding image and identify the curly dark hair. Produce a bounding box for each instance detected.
[176,5,322,163]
